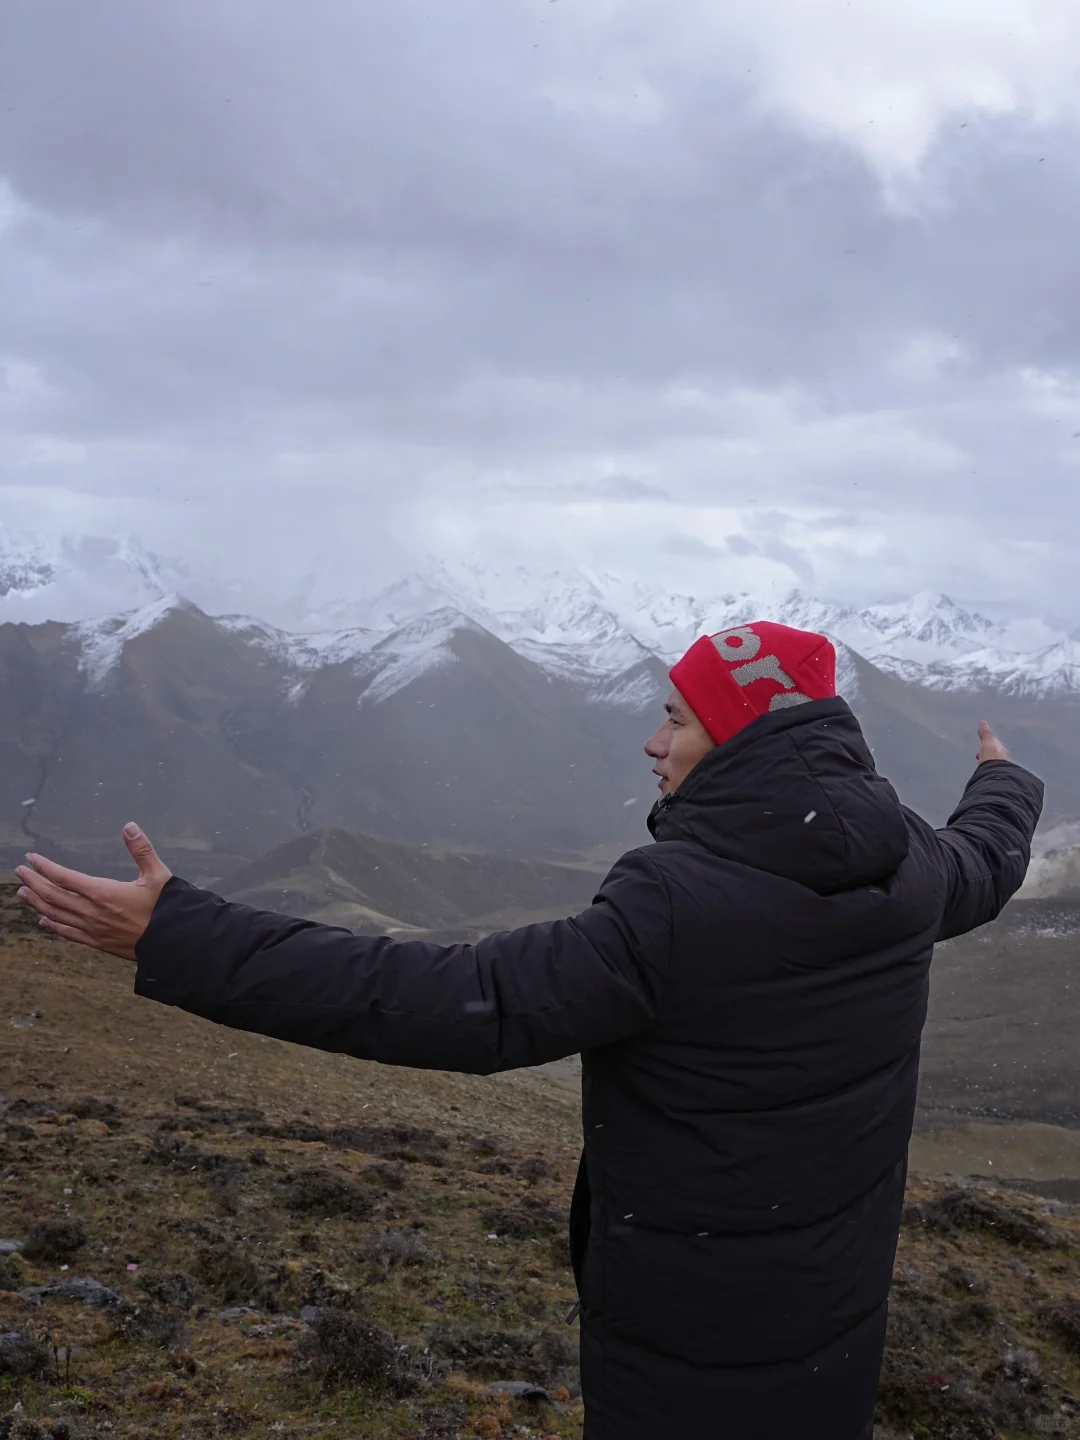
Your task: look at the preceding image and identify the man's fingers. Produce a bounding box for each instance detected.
[14,848,157,966]
[38,916,103,949]
[17,876,93,928]
[17,869,96,937]
[15,865,94,917]
[21,852,100,900]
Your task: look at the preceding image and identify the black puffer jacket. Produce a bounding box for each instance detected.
[132,698,1044,1440]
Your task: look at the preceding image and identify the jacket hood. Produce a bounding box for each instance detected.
[647,697,909,895]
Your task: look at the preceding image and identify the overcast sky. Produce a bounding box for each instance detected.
[3,0,1080,623]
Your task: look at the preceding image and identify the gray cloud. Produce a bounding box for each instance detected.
[661,532,814,590]
[492,474,671,502]
[662,536,727,559]
[0,0,1079,618]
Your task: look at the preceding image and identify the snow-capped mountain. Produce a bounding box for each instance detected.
[0,530,57,600]
[0,527,192,625]
[3,530,1080,702]
[283,558,1080,702]
[75,593,190,690]
[6,538,1080,870]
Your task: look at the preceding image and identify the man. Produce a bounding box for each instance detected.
[16,620,1044,1440]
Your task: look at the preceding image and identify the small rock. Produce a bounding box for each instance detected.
[19,1277,122,1309]
[300,1306,320,1324]
[218,1307,263,1322]
[0,1241,22,1256]
[486,1380,552,1401]
[1007,1257,1037,1280]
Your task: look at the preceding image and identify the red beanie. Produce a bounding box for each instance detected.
[669,621,837,747]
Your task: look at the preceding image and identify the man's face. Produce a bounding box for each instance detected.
[644,688,716,798]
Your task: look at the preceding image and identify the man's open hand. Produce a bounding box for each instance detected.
[976,721,1010,764]
[14,823,172,962]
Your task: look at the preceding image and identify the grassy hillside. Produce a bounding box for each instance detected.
[216,828,604,936]
[1,886,1079,1439]
[917,900,1080,1133]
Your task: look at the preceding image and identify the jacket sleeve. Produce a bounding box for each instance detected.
[934,759,1045,943]
[133,848,673,1074]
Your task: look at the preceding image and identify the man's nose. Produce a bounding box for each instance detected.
[644,728,666,758]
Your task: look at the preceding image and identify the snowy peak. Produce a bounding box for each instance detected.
[124,572,1080,701]
[0,528,189,625]
[74,593,190,689]
[335,570,1079,701]
[368,605,486,654]
[3,534,1080,702]
[0,528,57,599]
[358,607,490,707]
[861,591,997,655]
[340,573,473,634]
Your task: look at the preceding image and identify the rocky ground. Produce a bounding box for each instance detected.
[2,884,1079,1439]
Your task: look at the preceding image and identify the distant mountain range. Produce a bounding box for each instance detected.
[4,526,1080,699]
[2,528,1079,879]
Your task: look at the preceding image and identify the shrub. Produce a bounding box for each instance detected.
[0,1254,24,1291]
[296,1309,419,1395]
[0,1329,52,1379]
[427,1324,577,1388]
[193,1244,267,1307]
[356,1228,433,1274]
[481,1197,561,1240]
[1042,1297,1080,1356]
[363,1162,406,1191]
[112,1303,188,1350]
[138,1270,201,1311]
[903,1190,1062,1249]
[67,1097,123,1130]
[282,1168,375,1221]
[22,1219,85,1263]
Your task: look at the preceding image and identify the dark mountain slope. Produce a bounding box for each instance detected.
[219,826,604,932]
[2,601,1077,878]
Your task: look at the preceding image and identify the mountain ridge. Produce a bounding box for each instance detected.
[217,825,606,935]
[3,528,1078,700]
[3,535,1080,871]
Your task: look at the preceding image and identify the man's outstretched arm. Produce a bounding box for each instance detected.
[16,827,672,1074]
[935,722,1045,943]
